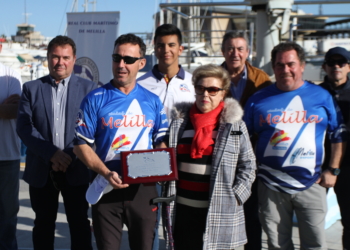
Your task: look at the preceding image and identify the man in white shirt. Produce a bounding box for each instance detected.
[137,24,195,250]
[0,43,23,250]
[137,24,195,121]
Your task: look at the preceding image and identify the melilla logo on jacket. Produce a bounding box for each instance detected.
[103,99,157,161]
[269,130,290,150]
[179,84,190,92]
[111,134,131,151]
[263,96,318,169]
[259,110,323,126]
[101,115,154,129]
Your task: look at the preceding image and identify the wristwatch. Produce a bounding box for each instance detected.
[327,167,341,176]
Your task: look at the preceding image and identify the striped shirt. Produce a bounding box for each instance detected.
[176,120,217,208]
[50,75,71,149]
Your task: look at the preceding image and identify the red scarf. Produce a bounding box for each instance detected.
[189,102,224,159]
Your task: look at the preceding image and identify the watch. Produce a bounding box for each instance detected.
[328,167,341,176]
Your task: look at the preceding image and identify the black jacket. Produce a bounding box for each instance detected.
[320,76,350,168]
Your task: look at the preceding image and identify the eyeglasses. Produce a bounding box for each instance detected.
[112,54,143,64]
[325,59,349,67]
[195,85,224,96]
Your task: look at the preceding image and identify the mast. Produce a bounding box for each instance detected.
[73,0,79,12]
[23,0,31,24]
[83,0,89,12]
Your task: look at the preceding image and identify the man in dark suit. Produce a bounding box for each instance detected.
[16,35,97,250]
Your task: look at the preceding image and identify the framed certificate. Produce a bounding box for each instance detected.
[120,148,178,184]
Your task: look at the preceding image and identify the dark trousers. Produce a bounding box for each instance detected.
[173,204,208,250]
[92,183,158,250]
[334,167,350,250]
[0,160,20,250]
[29,173,92,250]
[244,180,261,250]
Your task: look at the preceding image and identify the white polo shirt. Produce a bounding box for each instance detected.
[137,65,195,122]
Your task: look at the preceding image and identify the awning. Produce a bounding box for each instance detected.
[17,53,35,62]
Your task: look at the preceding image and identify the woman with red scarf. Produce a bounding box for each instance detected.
[163,64,256,250]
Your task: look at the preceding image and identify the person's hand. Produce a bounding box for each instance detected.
[52,162,60,172]
[2,94,20,104]
[316,169,337,188]
[104,171,129,189]
[50,149,72,172]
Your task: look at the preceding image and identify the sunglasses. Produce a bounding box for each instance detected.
[195,85,224,96]
[112,54,143,64]
[325,59,349,67]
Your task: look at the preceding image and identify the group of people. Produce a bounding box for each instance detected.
[0,22,349,250]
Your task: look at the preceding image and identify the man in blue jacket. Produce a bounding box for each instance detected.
[17,35,97,250]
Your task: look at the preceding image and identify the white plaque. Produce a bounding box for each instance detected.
[126,151,172,179]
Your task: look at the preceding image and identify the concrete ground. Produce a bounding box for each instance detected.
[17,167,342,250]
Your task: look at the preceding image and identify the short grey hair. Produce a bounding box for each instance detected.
[192,64,231,92]
[221,31,249,52]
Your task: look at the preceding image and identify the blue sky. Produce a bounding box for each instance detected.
[0,0,348,38]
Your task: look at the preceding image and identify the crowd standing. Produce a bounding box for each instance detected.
[1,25,348,250]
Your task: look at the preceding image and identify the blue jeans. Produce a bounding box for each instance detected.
[0,160,20,250]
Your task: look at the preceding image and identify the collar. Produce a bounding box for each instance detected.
[241,65,247,79]
[151,64,185,81]
[171,98,243,124]
[221,61,247,78]
[49,74,71,87]
[323,75,350,92]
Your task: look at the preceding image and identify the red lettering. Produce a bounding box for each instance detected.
[146,120,154,127]
[272,115,280,124]
[101,117,113,129]
[307,115,323,123]
[281,112,291,123]
[137,115,146,127]
[259,114,271,126]
[114,119,122,127]
[101,115,155,128]
[296,111,307,123]
[260,111,322,126]
[123,116,135,127]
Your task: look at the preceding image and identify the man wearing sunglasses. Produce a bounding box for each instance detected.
[221,31,272,250]
[137,24,195,121]
[320,46,350,250]
[73,34,168,250]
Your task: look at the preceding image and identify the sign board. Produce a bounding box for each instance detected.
[67,12,120,85]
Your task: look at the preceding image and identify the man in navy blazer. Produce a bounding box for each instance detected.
[17,36,97,250]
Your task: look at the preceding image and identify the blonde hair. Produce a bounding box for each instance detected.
[192,64,230,92]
